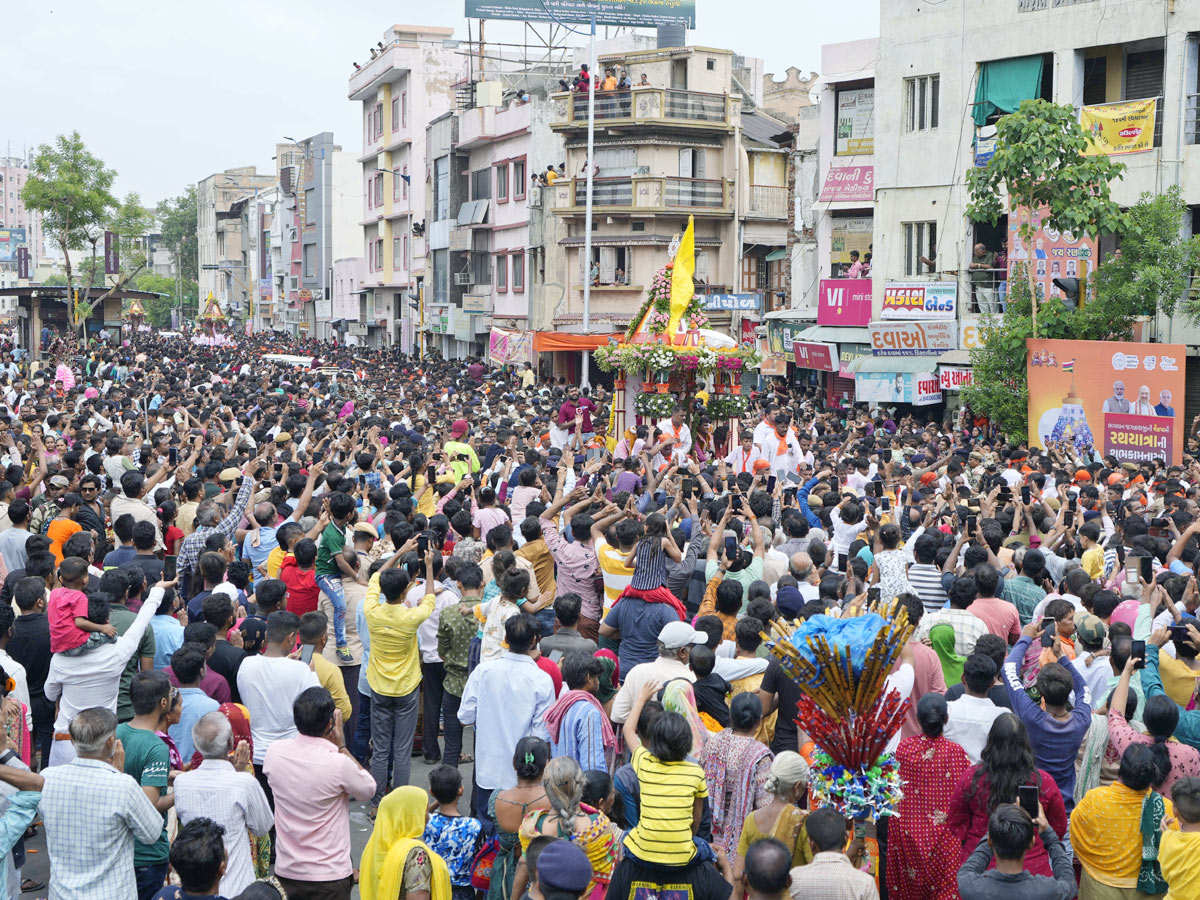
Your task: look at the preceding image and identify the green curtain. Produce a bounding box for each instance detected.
[973,56,1044,126]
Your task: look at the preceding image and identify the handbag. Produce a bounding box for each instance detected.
[470,835,500,891]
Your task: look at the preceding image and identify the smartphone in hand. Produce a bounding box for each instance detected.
[1018,784,1039,819]
[1132,639,1147,669]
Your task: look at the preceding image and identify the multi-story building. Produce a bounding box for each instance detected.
[0,155,42,280]
[872,0,1200,414]
[546,41,790,381]
[197,166,276,318]
[349,24,464,349]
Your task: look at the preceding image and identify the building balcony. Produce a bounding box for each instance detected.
[348,44,417,100]
[459,102,532,150]
[746,185,788,220]
[551,176,732,217]
[551,87,734,133]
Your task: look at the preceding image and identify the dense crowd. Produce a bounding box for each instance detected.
[0,326,1198,900]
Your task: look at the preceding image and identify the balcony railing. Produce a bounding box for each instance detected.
[557,87,732,128]
[966,269,1008,315]
[554,176,731,214]
[747,184,788,218]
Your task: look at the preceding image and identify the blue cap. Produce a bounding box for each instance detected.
[536,841,592,891]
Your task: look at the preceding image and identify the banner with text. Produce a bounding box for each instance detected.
[819,165,873,203]
[1027,338,1184,464]
[793,341,838,372]
[869,320,957,356]
[939,366,974,391]
[1080,98,1157,156]
[464,0,695,26]
[1007,205,1096,305]
[855,372,941,406]
[818,278,872,327]
[880,281,957,320]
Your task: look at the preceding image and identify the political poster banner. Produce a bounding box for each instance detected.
[855,372,941,406]
[1080,98,1157,156]
[465,0,695,27]
[1007,205,1096,305]
[1027,338,1185,464]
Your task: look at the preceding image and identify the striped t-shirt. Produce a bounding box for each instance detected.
[908,562,949,613]
[623,745,707,865]
[595,539,634,613]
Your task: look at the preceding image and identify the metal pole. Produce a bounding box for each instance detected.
[580,13,597,389]
[419,281,425,360]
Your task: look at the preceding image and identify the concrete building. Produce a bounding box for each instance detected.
[546,43,790,381]
[197,166,276,319]
[0,155,42,281]
[762,68,819,121]
[349,24,465,349]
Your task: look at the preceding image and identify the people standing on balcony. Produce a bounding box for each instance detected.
[969,243,999,314]
[639,73,650,86]
[574,64,590,92]
[603,69,618,91]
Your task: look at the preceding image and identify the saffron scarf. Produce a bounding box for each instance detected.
[543,689,617,751]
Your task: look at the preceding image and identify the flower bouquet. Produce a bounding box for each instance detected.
[707,393,749,420]
[634,390,678,420]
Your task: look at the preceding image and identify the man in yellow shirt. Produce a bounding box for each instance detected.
[363,545,436,807]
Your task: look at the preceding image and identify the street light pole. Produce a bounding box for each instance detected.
[580,13,597,390]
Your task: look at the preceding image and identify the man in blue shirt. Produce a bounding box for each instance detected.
[241,503,280,579]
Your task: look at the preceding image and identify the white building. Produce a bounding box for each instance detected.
[197,166,277,312]
[0,155,42,281]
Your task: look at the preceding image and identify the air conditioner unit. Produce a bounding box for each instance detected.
[453,271,472,286]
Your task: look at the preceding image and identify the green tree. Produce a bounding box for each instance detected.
[158,186,198,311]
[76,193,154,305]
[966,99,1127,336]
[131,272,196,327]
[20,132,116,334]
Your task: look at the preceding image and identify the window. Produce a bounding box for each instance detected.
[402,166,409,201]
[393,169,401,201]
[678,148,706,178]
[904,75,939,132]
[303,244,316,277]
[741,255,760,292]
[305,188,315,225]
[373,103,382,140]
[434,157,449,221]
[513,160,526,199]
[393,236,404,268]
[372,174,383,207]
[511,251,525,292]
[433,250,448,303]
[401,91,408,128]
[391,97,399,132]
[471,168,492,200]
[496,253,508,291]
[367,240,375,271]
[496,163,509,202]
[374,239,383,271]
[903,221,938,277]
[580,246,631,284]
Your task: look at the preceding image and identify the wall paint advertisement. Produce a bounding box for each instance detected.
[1027,338,1185,464]
[819,165,874,203]
[759,337,788,376]
[836,88,874,156]
[880,281,957,321]
[818,278,872,327]
[869,320,958,356]
[0,229,26,263]
[1008,205,1096,304]
[793,341,838,372]
[1080,98,1157,156]
[703,293,761,311]
[960,316,989,351]
[939,366,974,391]
[855,372,941,406]
[464,0,695,27]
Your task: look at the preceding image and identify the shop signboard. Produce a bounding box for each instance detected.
[819,165,874,203]
[1028,338,1185,464]
[818,278,872,327]
[793,341,838,372]
[880,281,957,320]
[869,320,957,356]
[0,229,26,263]
[939,366,974,391]
[767,320,807,355]
[702,293,760,311]
[836,89,874,156]
[855,372,941,406]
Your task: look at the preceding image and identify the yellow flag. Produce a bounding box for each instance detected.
[667,215,695,340]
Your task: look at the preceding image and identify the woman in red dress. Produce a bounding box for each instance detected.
[887,693,972,900]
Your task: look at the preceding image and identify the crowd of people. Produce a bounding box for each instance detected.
[0,325,1199,900]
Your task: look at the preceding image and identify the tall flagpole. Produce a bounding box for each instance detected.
[580,13,597,388]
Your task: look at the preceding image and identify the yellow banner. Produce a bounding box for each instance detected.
[1080,98,1156,155]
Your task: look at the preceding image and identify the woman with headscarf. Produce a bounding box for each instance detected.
[1073,743,1181,899]
[888,694,971,900]
[732,751,812,892]
[519,757,620,900]
[662,679,708,755]
[360,785,452,900]
[946,713,1068,878]
[929,623,965,687]
[698,693,772,858]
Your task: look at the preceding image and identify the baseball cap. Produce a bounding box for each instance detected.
[450,418,469,439]
[1074,612,1106,647]
[658,621,707,650]
[48,475,70,489]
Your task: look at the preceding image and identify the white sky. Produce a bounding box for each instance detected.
[5,0,879,206]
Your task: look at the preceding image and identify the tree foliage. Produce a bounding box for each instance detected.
[966,99,1127,334]
[21,132,116,333]
[159,186,198,284]
[131,272,197,328]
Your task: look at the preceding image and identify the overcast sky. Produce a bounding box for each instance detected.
[5,0,879,206]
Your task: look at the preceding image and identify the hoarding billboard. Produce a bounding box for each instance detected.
[465,0,695,27]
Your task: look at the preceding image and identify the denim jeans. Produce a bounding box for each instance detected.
[369,687,420,804]
[135,862,169,900]
[441,690,465,768]
[534,606,556,638]
[351,692,372,765]
[314,574,348,646]
[420,661,445,761]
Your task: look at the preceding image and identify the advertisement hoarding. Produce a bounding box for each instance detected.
[1080,98,1157,156]
[793,341,838,372]
[464,0,695,27]
[855,372,941,406]
[818,278,872,327]
[836,88,874,156]
[819,165,874,203]
[939,366,974,391]
[0,229,26,263]
[1008,205,1096,304]
[1027,338,1185,464]
[869,320,958,356]
[702,293,760,312]
[880,281,957,321]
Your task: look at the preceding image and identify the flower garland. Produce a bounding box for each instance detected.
[593,342,761,377]
[623,263,709,341]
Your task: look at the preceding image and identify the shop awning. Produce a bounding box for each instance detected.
[973,55,1044,126]
[797,324,870,343]
[532,331,619,353]
[846,355,936,374]
[765,248,788,261]
[937,349,973,365]
[762,308,817,321]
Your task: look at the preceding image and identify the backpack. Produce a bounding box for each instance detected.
[469,835,500,891]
